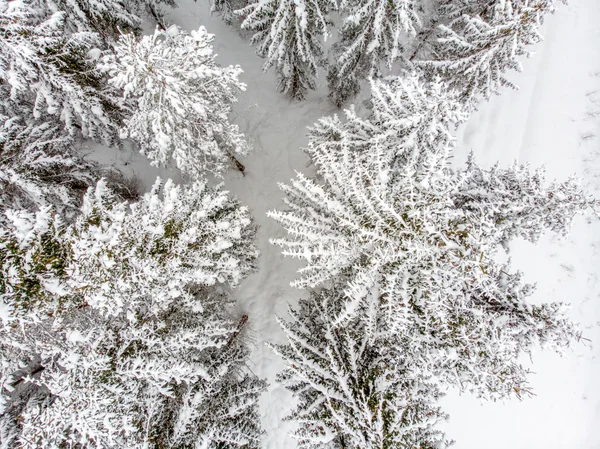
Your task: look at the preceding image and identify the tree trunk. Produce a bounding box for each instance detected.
[409,25,439,61]
[9,366,45,389]
[229,153,246,176]
[147,4,167,30]
[226,314,249,348]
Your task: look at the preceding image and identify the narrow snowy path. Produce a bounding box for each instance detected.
[163,1,600,447]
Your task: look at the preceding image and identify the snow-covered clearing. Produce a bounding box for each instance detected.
[127,0,600,447]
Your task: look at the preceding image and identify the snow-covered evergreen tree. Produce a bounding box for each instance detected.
[312,73,466,171]
[0,107,140,224]
[102,26,249,178]
[32,0,179,38]
[31,0,141,39]
[328,0,422,106]
[69,178,259,306]
[0,116,92,221]
[0,179,264,448]
[269,129,593,399]
[239,0,335,100]
[274,286,450,449]
[0,0,122,143]
[417,0,564,109]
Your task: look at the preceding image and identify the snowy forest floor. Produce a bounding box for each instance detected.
[94,0,600,447]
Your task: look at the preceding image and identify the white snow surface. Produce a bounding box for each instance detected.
[117,0,600,447]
